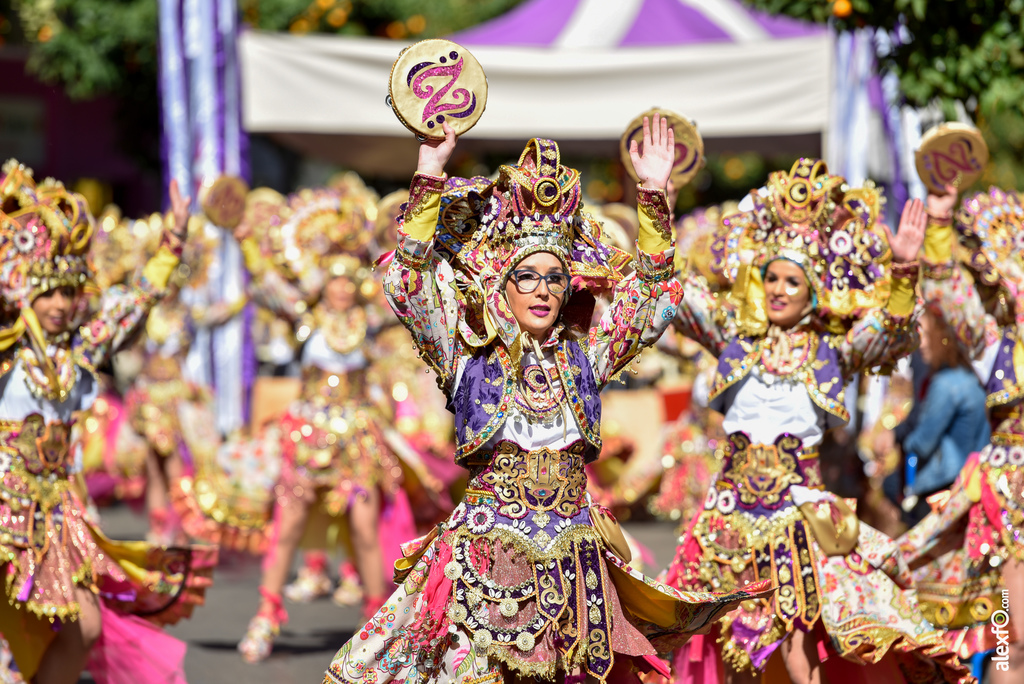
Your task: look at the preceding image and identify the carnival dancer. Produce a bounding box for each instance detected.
[130,241,245,545]
[0,161,216,684]
[186,185,429,663]
[322,116,771,684]
[662,159,970,684]
[897,184,1024,683]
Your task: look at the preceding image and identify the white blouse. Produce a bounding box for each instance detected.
[0,358,97,423]
[720,367,826,448]
[452,348,581,452]
[301,330,369,375]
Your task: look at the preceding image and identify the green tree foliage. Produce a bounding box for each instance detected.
[13,0,523,100]
[15,0,159,99]
[744,0,1024,190]
[743,0,1024,116]
[9,0,521,173]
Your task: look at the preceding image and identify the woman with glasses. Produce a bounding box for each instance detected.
[321,116,768,684]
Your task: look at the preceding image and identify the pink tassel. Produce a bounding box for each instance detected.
[408,539,454,644]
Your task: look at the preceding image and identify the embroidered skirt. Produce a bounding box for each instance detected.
[0,415,216,679]
[323,439,770,683]
[898,437,1024,659]
[663,432,971,683]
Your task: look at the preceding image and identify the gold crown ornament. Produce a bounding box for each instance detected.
[416,138,631,349]
[710,159,892,335]
[0,161,96,310]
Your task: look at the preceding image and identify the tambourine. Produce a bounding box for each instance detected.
[200,175,249,228]
[915,122,989,195]
[620,108,704,189]
[388,39,487,140]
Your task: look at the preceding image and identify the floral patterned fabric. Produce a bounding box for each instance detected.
[322,168,771,683]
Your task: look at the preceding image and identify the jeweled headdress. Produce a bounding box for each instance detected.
[418,138,631,347]
[955,186,1024,326]
[0,160,95,312]
[278,184,377,287]
[709,159,891,334]
[0,160,98,390]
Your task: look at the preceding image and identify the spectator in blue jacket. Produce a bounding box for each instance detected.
[897,308,990,524]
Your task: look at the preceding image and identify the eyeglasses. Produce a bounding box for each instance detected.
[509,270,570,295]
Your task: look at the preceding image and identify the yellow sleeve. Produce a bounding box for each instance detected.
[886,264,918,317]
[635,185,673,254]
[401,173,446,243]
[923,217,954,265]
[141,245,180,291]
[239,237,268,276]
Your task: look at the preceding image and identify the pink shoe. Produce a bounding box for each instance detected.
[238,589,287,664]
[237,614,279,664]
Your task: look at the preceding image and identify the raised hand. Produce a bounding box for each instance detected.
[168,179,191,240]
[882,198,926,263]
[926,183,959,220]
[416,122,457,177]
[628,113,675,191]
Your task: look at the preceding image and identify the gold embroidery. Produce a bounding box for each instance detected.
[479,441,587,518]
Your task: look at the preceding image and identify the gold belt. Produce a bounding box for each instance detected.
[472,441,588,518]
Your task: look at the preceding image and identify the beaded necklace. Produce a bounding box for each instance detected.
[314,306,368,356]
[758,326,811,378]
[18,344,76,403]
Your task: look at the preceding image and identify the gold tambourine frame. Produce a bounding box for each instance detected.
[200,175,249,229]
[915,122,989,195]
[388,39,487,140]
[620,107,704,189]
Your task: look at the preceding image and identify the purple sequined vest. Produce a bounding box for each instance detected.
[985,328,1022,407]
[449,339,602,467]
[707,332,850,428]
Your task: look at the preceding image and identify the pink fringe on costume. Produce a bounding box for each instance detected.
[86,603,187,684]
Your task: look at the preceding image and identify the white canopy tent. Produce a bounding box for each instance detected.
[239,0,833,177]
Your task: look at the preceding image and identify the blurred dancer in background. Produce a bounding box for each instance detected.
[898,184,1024,682]
[0,163,215,684]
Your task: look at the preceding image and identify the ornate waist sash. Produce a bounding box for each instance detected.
[466,440,588,522]
[716,432,822,512]
[0,415,73,478]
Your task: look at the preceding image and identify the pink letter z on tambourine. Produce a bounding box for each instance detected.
[915,122,989,195]
[388,39,488,140]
